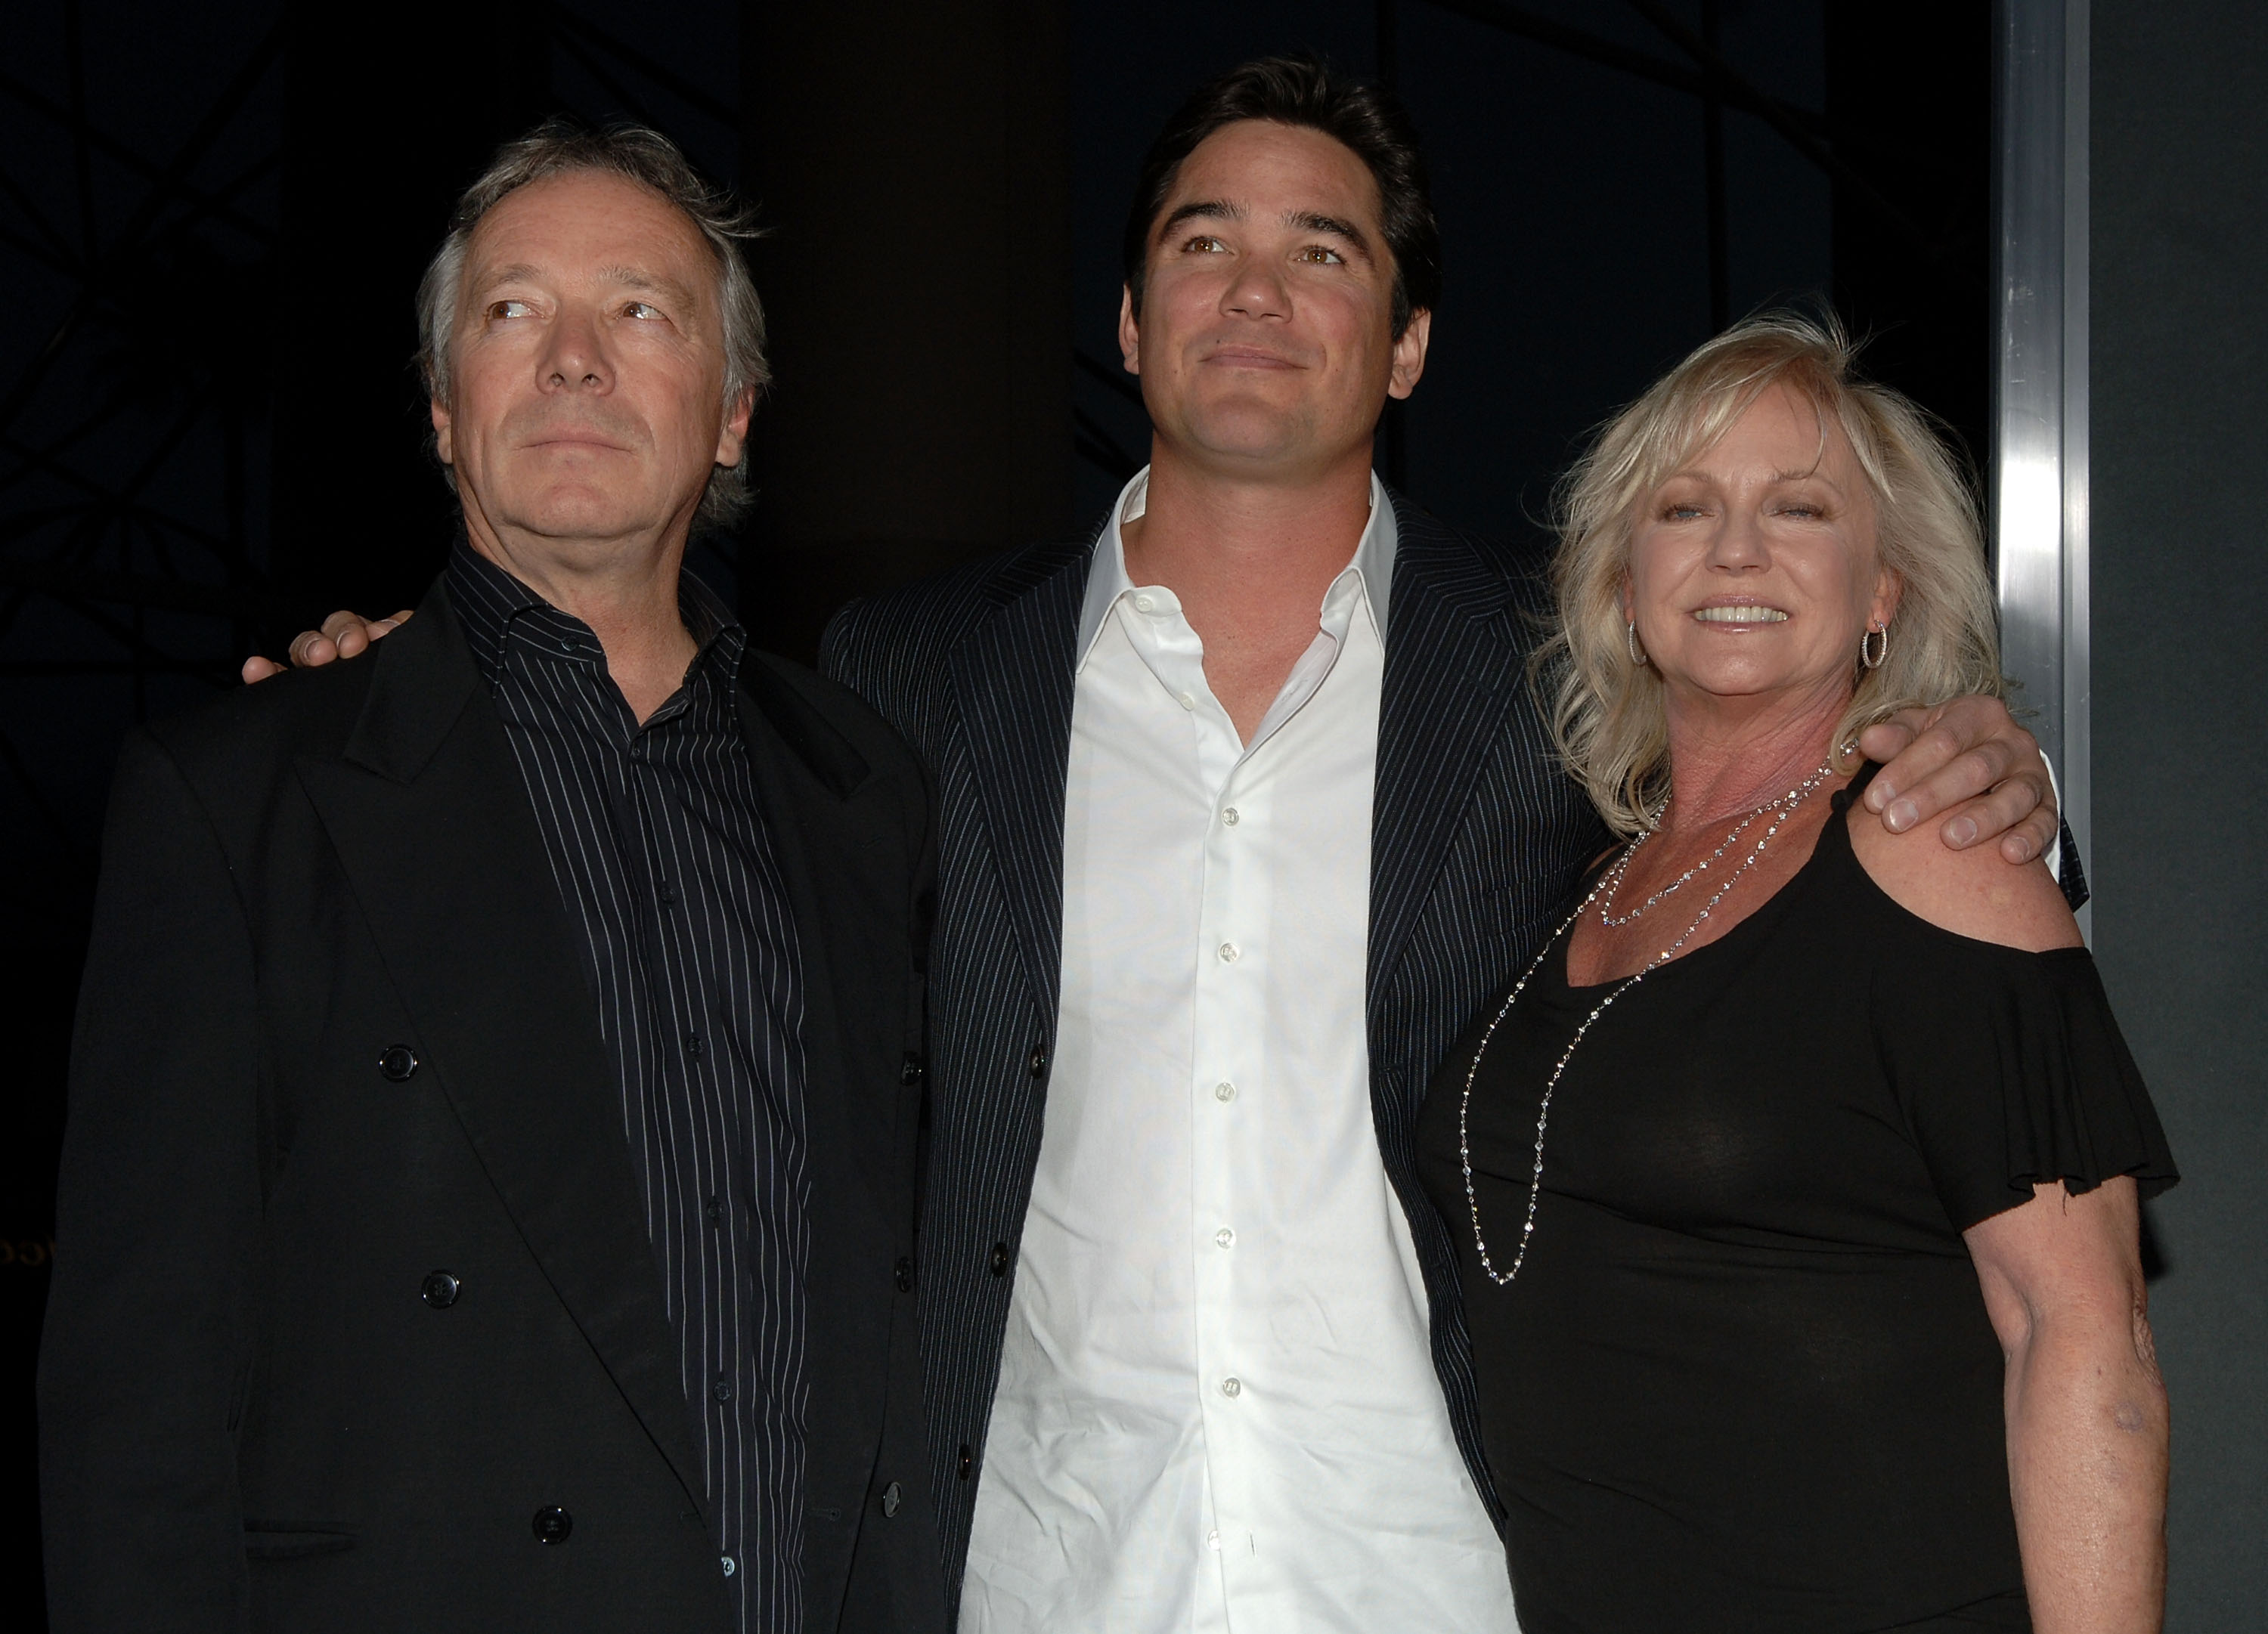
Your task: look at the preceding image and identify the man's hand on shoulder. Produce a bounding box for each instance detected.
[1854,694,2058,865]
[240,609,414,684]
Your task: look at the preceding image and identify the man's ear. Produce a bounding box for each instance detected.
[431,398,455,467]
[716,383,757,468]
[1117,285,1141,375]
[1387,308,1433,401]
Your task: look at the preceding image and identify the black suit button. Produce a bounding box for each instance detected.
[532,1506,572,1544]
[894,1256,914,1293]
[956,1444,973,1481]
[882,1481,903,1518]
[1027,1042,1049,1079]
[988,1242,1011,1277]
[420,1270,460,1308]
[378,1044,420,1082]
[900,1051,925,1087]
[711,1375,733,1403]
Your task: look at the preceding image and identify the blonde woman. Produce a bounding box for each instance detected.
[1417,314,2176,1633]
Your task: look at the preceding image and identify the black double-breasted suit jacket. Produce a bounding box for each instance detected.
[39,583,950,1634]
[821,493,1615,1612]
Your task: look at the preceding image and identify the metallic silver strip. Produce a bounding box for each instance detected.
[1994,0,2090,930]
[2061,0,2091,933]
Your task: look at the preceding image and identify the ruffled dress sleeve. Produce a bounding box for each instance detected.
[1879,943,2178,1232]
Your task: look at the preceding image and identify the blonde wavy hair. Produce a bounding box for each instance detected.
[1539,311,2003,834]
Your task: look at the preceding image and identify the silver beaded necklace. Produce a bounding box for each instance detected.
[1456,761,1838,1285]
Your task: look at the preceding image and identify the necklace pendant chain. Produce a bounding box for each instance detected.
[1458,762,1836,1284]
[1597,764,1835,928]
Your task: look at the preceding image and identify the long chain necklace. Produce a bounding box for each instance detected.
[1457,761,1837,1285]
[1594,775,1809,927]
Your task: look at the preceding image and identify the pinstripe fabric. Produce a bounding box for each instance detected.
[821,494,1608,1612]
[451,546,808,1634]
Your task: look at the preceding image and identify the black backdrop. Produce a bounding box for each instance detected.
[2,2,2254,1627]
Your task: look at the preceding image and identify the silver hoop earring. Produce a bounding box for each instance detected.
[1626,620,1648,667]
[1861,621,1890,670]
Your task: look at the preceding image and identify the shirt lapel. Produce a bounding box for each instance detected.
[949,536,1095,1029]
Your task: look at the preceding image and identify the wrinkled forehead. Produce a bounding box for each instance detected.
[463,169,718,302]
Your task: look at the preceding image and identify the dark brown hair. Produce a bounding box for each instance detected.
[1121,55,1441,339]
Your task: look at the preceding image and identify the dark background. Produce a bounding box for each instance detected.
[0,1,2256,1626]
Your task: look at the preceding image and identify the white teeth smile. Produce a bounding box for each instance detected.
[1691,605,1789,624]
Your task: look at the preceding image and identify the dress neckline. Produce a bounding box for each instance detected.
[1549,763,1876,997]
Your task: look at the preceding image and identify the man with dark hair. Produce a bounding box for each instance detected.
[42,125,946,1634]
[275,58,2070,1632]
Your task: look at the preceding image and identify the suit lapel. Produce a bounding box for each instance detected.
[949,540,1092,1027]
[294,593,709,1518]
[732,661,891,1281]
[1368,498,1525,1013]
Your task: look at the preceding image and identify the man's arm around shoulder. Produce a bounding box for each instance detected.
[40,728,266,1633]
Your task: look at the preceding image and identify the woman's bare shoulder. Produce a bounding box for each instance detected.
[1845,803,2083,953]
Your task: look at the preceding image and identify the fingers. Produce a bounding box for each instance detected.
[287,630,336,669]
[1838,700,2056,859]
[1879,739,2029,837]
[253,608,416,682]
[2000,800,2060,865]
[1858,693,2057,856]
[293,608,411,666]
[322,610,370,658]
[1860,707,1998,819]
[1854,712,1924,805]
[1931,775,2053,859]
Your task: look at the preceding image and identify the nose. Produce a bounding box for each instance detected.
[1220,257,1290,323]
[538,304,612,393]
[1706,505,1771,571]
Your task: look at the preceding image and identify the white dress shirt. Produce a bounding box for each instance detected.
[959,470,1517,1633]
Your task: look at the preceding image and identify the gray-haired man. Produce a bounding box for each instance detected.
[40,125,947,1634]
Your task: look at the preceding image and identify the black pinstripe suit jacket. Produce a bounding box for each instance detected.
[820,492,1611,1611]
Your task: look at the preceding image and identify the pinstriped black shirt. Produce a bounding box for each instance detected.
[451,543,806,1634]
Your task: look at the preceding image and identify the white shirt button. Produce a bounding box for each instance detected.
[1133,593,1156,613]
[720,1555,736,1577]
[1221,806,1240,826]
[1220,1376,1242,1398]
[1215,1081,1237,1103]
[1178,691,1198,710]
[1215,1227,1235,1250]
[1207,1528,1222,1552]
[1216,942,1240,964]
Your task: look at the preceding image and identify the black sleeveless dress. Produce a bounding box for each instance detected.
[1415,769,2177,1634]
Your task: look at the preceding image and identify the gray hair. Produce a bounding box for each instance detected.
[1539,311,2004,834]
[415,119,769,534]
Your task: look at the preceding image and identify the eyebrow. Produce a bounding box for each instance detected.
[469,262,699,310]
[596,265,698,306]
[1155,199,1375,264]
[1284,209,1374,261]
[1159,199,1244,239]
